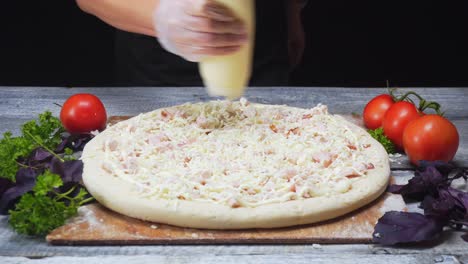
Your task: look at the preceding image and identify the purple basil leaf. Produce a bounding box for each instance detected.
[31,148,53,161]
[421,195,453,219]
[0,178,14,200]
[418,161,454,177]
[0,168,38,214]
[387,184,405,193]
[462,233,468,242]
[48,157,83,184]
[16,148,53,170]
[389,165,451,200]
[447,187,468,218]
[56,134,93,153]
[373,211,445,245]
[453,168,468,182]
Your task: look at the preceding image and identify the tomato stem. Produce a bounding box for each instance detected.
[387,88,399,102]
[394,91,444,115]
[24,131,65,163]
[397,91,424,102]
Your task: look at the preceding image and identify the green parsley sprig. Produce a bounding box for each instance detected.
[0,111,64,181]
[368,128,396,154]
[8,171,93,236]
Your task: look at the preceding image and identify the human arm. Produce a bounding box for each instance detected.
[76,0,158,37]
[76,0,247,61]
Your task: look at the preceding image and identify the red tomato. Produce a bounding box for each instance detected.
[382,101,421,149]
[403,115,459,165]
[363,94,395,129]
[60,94,107,134]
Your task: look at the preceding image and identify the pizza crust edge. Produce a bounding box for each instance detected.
[82,107,390,229]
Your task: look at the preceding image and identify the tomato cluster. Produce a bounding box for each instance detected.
[363,90,459,165]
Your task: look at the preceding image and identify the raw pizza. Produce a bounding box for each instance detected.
[82,99,390,229]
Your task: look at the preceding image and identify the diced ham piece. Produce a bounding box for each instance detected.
[196,115,210,129]
[264,148,275,155]
[283,169,298,182]
[274,113,284,120]
[231,180,240,188]
[101,162,113,174]
[269,124,278,133]
[346,174,360,179]
[286,127,301,137]
[312,152,335,168]
[310,104,328,115]
[177,137,197,147]
[175,110,188,119]
[161,110,174,120]
[200,170,212,179]
[228,198,241,208]
[105,139,119,152]
[258,133,267,142]
[123,158,138,174]
[353,162,368,172]
[340,167,360,179]
[347,144,357,150]
[239,97,249,107]
[148,133,170,145]
[313,122,326,132]
[126,124,136,133]
[290,184,297,193]
[259,176,271,187]
[243,187,256,195]
[156,142,173,153]
[243,107,257,118]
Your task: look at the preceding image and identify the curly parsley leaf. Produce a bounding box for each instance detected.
[0,111,64,181]
[32,170,62,196]
[21,111,65,150]
[0,132,32,181]
[8,171,93,236]
[63,148,76,161]
[368,128,396,154]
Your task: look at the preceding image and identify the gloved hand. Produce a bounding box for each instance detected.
[154,0,248,62]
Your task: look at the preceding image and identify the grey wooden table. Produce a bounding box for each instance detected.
[0,87,467,264]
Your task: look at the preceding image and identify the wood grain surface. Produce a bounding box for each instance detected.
[46,113,404,245]
[1,87,466,169]
[1,87,467,263]
[46,192,405,246]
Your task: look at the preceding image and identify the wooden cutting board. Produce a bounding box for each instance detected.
[47,192,405,245]
[46,115,406,245]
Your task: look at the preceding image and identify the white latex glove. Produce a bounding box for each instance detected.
[154,0,248,62]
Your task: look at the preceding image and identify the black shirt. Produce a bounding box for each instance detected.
[114,0,289,86]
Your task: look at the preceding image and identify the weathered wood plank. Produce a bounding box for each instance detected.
[0,87,467,259]
[46,192,405,245]
[0,87,467,168]
[0,87,467,119]
[0,254,464,264]
[0,172,467,257]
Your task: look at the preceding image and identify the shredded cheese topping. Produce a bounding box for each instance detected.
[86,99,382,208]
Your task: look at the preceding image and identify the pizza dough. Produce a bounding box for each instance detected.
[82,100,390,229]
[198,0,255,99]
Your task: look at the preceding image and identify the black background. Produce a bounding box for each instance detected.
[1,1,467,87]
